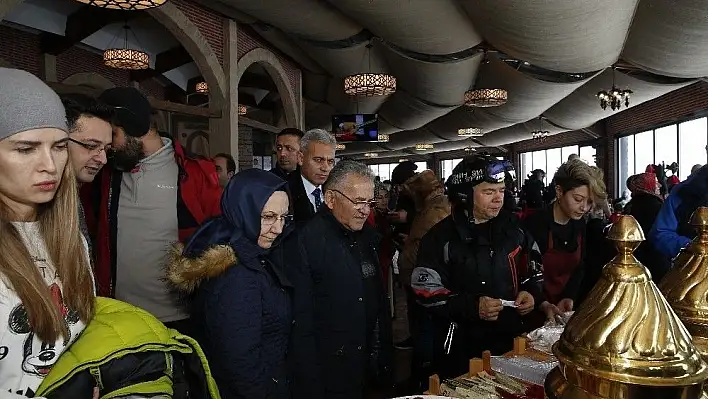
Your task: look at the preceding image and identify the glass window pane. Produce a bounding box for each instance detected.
[679,117,708,180]
[618,135,634,196]
[579,146,596,166]
[634,130,654,173]
[545,148,562,185]
[654,125,678,168]
[521,152,533,185]
[415,162,428,172]
[561,145,579,162]
[532,151,547,181]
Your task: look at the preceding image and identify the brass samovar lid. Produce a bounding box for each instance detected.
[660,206,708,358]
[549,215,708,394]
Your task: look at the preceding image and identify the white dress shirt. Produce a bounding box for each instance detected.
[301,175,321,212]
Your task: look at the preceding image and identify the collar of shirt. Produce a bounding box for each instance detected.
[301,174,320,209]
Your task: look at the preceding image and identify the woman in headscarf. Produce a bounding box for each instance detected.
[624,171,670,281]
[0,68,96,398]
[168,168,293,399]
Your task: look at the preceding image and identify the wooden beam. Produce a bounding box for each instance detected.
[238,116,280,134]
[41,6,135,55]
[130,46,192,82]
[47,82,220,118]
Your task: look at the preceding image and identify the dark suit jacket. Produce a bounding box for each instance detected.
[287,169,317,223]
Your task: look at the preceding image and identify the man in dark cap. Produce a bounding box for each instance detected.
[81,87,222,334]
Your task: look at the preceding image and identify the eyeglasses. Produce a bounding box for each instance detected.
[261,213,294,226]
[67,138,112,156]
[331,189,376,211]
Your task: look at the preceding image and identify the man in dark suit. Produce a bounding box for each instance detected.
[288,128,337,222]
[270,127,304,179]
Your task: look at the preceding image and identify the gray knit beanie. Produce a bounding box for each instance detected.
[0,68,68,140]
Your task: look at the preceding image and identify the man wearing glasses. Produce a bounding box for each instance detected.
[61,93,114,251]
[287,160,393,399]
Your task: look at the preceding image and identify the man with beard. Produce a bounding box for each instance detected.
[81,87,222,334]
[270,127,303,179]
[61,93,113,251]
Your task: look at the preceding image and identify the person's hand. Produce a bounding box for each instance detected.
[92,387,100,399]
[387,210,408,223]
[557,298,574,313]
[479,296,503,321]
[515,291,535,315]
[540,301,561,321]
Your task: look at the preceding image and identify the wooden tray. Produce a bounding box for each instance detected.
[425,337,551,396]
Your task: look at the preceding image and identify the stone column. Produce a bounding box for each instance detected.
[209,19,239,165]
[238,124,254,170]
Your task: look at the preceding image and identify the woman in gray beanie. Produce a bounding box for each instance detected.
[0,68,96,398]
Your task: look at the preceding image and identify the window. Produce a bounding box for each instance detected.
[561,145,579,163]
[679,118,708,180]
[519,144,597,187]
[545,148,562,185]
[441,158,463,181]
[616,116,708,194]
[368,161,428,182]
[578,145,596,166]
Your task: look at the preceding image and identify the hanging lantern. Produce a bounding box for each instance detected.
[415,143,434,151]
[74,0,167,10]
[344,73,396,97]
[335,144,346,150]
[377,134,389,142]
[364,152,378,158]
[104,48,149,70]
[238,105,247,115]
[195,81,208,94]
[458,127,483,137]
[464,88,508,107]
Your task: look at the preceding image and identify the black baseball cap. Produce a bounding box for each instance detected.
[99,87,152,137]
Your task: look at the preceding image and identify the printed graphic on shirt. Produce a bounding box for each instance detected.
[7,283,80,377]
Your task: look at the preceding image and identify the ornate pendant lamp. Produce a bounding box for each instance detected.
[364,152,378,158]
[335,143,346,150]
[531,117,549,143]
[546,215,708,399]
[458,127,483,137]
[660,206,708,395]
[415,143,434,151]
[464,88,508,107]
[237,105,247,115]
[195,81,208,94]
[74,0,167,10]
[104,24,149,70]
[597,67,633,111]
[344,43,396,97]
[377,134,389,143]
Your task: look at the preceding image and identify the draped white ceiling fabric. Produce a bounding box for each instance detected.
[214,0,703,158]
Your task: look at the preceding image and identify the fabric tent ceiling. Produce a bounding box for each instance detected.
[215,0,704,158]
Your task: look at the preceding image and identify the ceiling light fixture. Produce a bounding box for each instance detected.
[364,152,378,158]
[104,24,149,70]
[457,127,483,137]
[344,43,396,97]
[335,144,346,150]
[195,81,208,94]
[238,105,247,115]
[415,143,434,151]
[377,134,389,142]
[464,146,476,153]
[597,68,632,111]
[531,116,549,143]
[74,0,167,10]
[398,158,408,162]
[464,88,508,108]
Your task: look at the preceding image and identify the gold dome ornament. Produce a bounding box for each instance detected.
[546,215,708,399]
[660,207,708,360]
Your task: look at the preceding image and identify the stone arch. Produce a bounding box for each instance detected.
[0,57,13,68]
[236,48,299,128]
[63,72,115,90]
[0,0,226,110]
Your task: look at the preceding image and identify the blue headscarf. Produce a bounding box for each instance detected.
[182,168,288,262]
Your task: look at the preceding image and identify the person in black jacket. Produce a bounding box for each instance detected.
[624,171,670,282]
[168,169,293,399]
[412,154,543,378]
[270,128,304,179]
[286,160,393,399]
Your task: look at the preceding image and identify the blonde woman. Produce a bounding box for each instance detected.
[0,68,95,398]
[522,159,607,322]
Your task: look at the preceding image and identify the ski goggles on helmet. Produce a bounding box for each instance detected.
[447,158,516,187]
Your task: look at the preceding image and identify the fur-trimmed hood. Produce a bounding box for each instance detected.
[167,243,237,293]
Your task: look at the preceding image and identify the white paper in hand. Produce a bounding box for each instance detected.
[501,299,518,308]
